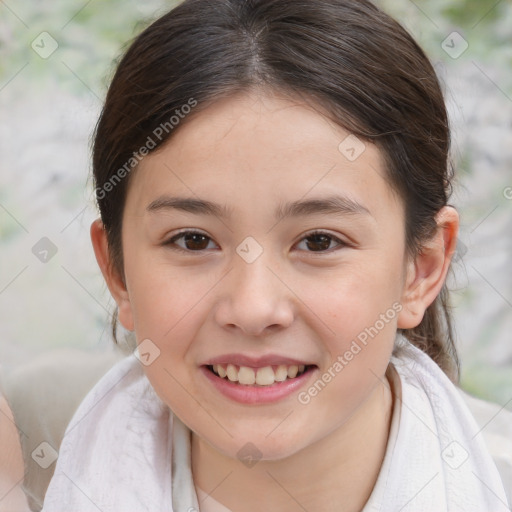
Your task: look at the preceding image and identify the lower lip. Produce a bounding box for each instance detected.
[200,366,317,404]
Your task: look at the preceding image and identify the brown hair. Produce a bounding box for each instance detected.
[92,0,459,381]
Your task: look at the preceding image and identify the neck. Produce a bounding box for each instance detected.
[192,366,396,512]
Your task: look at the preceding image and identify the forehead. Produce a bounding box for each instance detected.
[125,90,402,223]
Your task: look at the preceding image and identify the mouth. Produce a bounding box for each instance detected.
[205,363,315,386]
[200,354,318,404]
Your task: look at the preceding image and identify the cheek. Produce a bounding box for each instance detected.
[296,265,401,437]
[319,256,404,331]
[311,256,402,401]
[125,253,213,339]
[127,263,215,421]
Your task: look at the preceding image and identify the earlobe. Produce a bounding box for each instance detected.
[90,219,135,331]
[397,206,459,329]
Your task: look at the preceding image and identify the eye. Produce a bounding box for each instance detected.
[163,230,218,252]
[163,230,347,254]
[295,231,346,253]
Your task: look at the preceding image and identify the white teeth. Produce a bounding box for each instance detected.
[274,365,288,382]
[238,366,256,385]
[256,366,275,386]
[226,364,238,382]
[287,365,299,379]
[211,363,309,386]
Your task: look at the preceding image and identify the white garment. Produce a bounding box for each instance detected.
[41,337,510,512]
[363,339,510,511]
[459,389,512,507]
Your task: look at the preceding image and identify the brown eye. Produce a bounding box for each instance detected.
[306,234,331,251]
[182,233,210,250]
[296,232,345,252]
[165,231,217,252]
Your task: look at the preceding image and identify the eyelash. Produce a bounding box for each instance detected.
[163,230,347,255]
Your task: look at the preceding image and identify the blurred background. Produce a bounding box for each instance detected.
[0,0,511,407]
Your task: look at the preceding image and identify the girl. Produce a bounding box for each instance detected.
[40,0,510,510]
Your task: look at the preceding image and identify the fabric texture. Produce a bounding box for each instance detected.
[363,337,510,511]
[40,336,510,512]
[458,389,512,507]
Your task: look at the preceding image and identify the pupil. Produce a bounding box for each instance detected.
[185,233,208,250]
[307,234,330,251]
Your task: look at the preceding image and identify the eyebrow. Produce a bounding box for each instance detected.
[146,194,372,220]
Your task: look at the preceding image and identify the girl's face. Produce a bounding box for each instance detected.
[110,90,412,459]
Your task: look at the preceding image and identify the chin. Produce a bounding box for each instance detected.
[204,429,310,464]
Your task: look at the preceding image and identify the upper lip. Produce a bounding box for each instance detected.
[203,353,315,368]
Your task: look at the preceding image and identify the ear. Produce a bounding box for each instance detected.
[90,219,134,331]
[397,206,459,329]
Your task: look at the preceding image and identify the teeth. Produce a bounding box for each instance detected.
[275,365,288,382]
[287,365,298,378]
[238,366,256,385]
[210,363,309,386]
[256,366,275,386]
[226,364,238,382]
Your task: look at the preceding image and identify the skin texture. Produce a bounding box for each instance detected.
[91,89,458,512]
[0,395,30,512]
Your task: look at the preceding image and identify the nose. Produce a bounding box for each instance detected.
[213,250,295,337]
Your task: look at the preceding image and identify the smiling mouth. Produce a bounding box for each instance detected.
[206,363,315,386]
